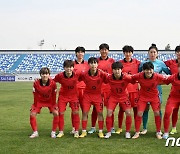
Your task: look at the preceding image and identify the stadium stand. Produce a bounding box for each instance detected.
[0,51,176,74]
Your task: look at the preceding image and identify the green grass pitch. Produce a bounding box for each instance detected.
[0,82,180,154]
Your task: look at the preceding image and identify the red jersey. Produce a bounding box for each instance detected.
[132,72,166,100]
[79,69,107,94]
[120,58,140,92]
[33,78,57,107]
[105,73,132,101]
[74,60,89,89]
[164,59,178,74]
[98,57,115,91]
[53,72,79,98]
[165,73,180,98]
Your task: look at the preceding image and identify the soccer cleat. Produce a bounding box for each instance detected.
[156,132,162,139]
[104,132,111,139]
[56,132,64,138]
[125,132,131,139]
[116,128,123,134]
[140,129,147,135]
[29,131,39,139]
[74,131,79,138]
[79,131,87,138]
[170,128,177,135]
[70,128,75,134]
[98,132,104,138]
[162,133,169,140]
[111,128,116,134]
[132,132,140,139]
[88,127,96,134]
[51,131,56,138]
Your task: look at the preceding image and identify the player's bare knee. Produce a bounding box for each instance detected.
[72,110,79,115]
[125,110,131,116]
[137,112,143,117]
[154,111,160,116]
[59,112,64,115]
[30,112,37,117]
[107,110,113,117]
[52,111,59,116]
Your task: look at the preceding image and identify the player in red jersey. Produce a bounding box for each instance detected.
[117,45,140,134]
[164,46,180,135]
[163,62,180,139]
[104,62,132,139]
[79,57,107,138]
[53,60,80,138]
[29,67,58,138]
[131,62,167,139]
[70,46,89,134]
[88,43,115,134]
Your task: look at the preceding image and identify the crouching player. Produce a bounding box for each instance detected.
[105,62,132,139]
[79,57,107,138]
[163,63,180,139]
[54,60,80,138]
[131,62,167,139]
[29,67,58,138]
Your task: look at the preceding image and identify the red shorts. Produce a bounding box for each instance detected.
[165,96,180,110]
[82,93,103,113]
[58,95,79,112]
[129,92,139,108]
[30,104,57,114]
[137,97,160,112]
[107,96,131,111]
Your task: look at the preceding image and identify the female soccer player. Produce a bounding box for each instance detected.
[163,62,180,139]
[164,45,180,135]
[117,45,140,134]
[139,44,170,135]
[54,60,80,138]
[29,67,58,138]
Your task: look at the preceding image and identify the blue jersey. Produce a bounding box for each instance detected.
[139,59,170,102]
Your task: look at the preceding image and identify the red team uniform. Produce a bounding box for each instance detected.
[132,72,166,133]
[53,72,80,131]
[105,73,132,133]
[90,57,115,129]
[74,60,89,106]
[79,69,107,131]
[30,78,58,132]
[163,73,180,132]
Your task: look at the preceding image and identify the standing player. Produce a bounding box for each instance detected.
[163,62,180,139]
[79,57,107,138]
[70,46,89,134]
[164,45,180,135]
[104,62,132,139]
[29,67,58,138]
[54,60,80,138]
[139,44,170,135]
[132,62,167,139]
[88,43,115,134]
[117,45,140,134]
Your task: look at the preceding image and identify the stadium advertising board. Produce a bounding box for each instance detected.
[0,76,15,81]
[15,74,56,81]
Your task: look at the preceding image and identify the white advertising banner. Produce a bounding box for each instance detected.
[15,74,56,81]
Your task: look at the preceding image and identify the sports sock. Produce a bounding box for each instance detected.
[30,115,37,131]
[52,115,59,131]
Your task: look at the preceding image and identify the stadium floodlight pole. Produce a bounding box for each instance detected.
[53,44,56,50]
[38,39,44,50]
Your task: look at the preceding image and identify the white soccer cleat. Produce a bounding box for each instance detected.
[88,127,96,134]
[156,132,162,139]
[29,131,39,139]
[104,132,111,139]
[70,127,75,134]
[125,132,131,139]
[140,129,147,135]
[57,131,64,138]
[51,131,56,138]
[132,132,140,139]
[162,133,169,140]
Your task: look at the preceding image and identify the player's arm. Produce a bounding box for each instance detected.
[33,82,38,106]
[130,73,140,84]
[161,61,171,75]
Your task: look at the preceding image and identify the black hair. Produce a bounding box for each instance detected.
[88,57,98,64]
[122,45,134,53]
[175,46,180,52]
[143,62,154,70]
[149,43,158,52]
[75,46,85,53]
[99,43,109,50]
[112,61,123,69]
[39,67,50,75]
[63,60,74,68]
